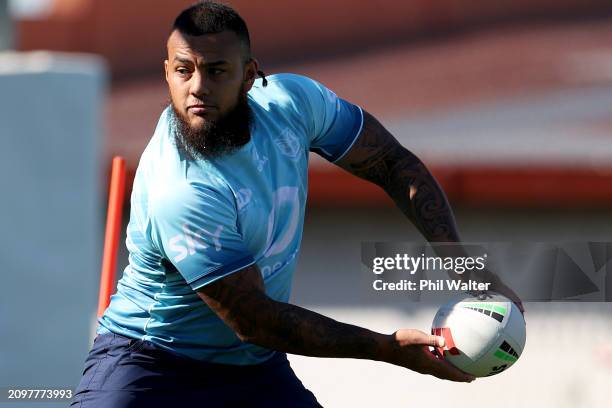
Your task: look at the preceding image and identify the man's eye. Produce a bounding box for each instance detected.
[176,68,190,75]
[209,68,224,75]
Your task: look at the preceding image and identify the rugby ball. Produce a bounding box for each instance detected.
[431,292,526,377]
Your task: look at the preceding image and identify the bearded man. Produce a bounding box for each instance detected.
[71,2,523,407]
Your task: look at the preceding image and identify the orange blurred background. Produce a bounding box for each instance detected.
[14,0,612,209]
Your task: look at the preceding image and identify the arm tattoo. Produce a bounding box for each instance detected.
[336,111,460,242]
[198,265,389,361]
[262,300,384,360]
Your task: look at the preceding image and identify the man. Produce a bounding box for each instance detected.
[72,1,523,407]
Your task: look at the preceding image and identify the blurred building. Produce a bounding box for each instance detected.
[15,0,612,78]
[13,0,612,209]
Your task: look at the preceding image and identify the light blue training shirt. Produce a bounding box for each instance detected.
[97,73,364,365]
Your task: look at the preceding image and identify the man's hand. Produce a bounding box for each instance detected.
[385,329,475,382]
[485,272,525,315]
[431,244,525,315]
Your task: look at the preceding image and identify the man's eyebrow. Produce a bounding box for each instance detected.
[173,56,194,65]
[204,60,230,67]
[172,56,229,66]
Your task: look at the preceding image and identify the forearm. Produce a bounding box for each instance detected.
[241,300,476,382]
[199,265,397,362]
[239,297,395,361]
[383,148,460,243]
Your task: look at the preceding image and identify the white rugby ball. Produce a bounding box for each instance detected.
[431,292,526,377]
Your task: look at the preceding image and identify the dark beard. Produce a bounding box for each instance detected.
[170,90,252,160]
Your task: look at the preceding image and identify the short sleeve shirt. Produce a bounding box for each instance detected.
[97,73,364,364]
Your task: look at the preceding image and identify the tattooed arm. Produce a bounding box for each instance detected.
[336,110,524,312]
[197,264,474,382]
[336,110,460,243]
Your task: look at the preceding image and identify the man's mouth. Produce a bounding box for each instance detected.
[188,104,217,115]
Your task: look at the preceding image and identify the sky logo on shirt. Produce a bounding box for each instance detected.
[168,224,224,263]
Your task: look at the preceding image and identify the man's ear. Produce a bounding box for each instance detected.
[164,59,169,83]
[243,58,259,92]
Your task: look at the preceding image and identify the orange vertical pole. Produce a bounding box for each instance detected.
[97,156,127,318]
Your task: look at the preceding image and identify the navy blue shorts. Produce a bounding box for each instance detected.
[70,333,322,407]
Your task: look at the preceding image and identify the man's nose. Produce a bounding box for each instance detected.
[190,70,210,97]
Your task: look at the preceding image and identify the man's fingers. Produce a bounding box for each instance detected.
[405,330,445,347]
[491,280,525,316]
[506,293,525,316]
[428,335,445,348]
[395,330,476,382]
[424,351,476,382]
[436,361,476,382]
[515,300,525,315]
